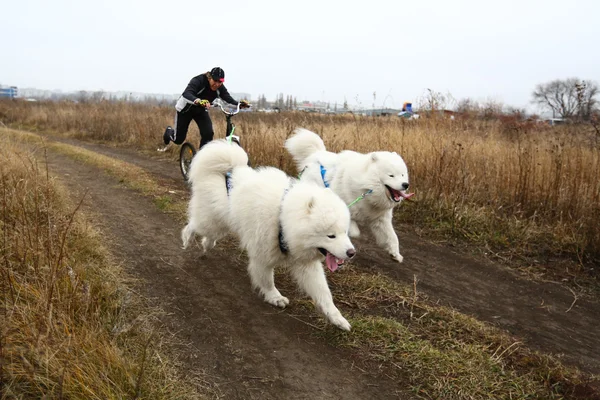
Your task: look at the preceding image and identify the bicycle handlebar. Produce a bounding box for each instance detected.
[212,99,250,116]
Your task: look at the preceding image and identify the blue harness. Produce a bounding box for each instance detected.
[320,164,330,188]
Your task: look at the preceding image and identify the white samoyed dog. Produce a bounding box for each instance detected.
[284,128,412,263]
[181,140,356,331]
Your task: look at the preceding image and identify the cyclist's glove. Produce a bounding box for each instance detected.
[240,100,251,109]
[194,99,211,107]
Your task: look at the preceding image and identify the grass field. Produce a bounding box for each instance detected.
[2,104,600,398]
[2,99,599,285]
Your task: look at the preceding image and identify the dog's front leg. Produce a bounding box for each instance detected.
[181,224,194,249]
[247,257,289,308]
[291,262,351,331]
[370,210,403,263]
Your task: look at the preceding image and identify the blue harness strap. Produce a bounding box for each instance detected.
[320,164,329,188]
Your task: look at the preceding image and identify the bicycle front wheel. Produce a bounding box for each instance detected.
[179,142,196,181]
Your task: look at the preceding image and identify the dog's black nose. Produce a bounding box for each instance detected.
[346,249,356,258]
[402,182,409,190]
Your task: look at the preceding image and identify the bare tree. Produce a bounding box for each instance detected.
[575,80,599,121]
[416,88,449,114]
[480,98,505,120]
[76,90,89,103]
[91,90,105,102]
[456,98,478,115]
[532,78,599,120]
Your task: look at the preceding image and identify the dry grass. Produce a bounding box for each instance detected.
[293,266,600,399]
[0,139,200,398]
[2,99,599,281]
[0,127,187,218]
[3,122,599,399]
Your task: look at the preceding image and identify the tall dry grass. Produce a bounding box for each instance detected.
[2,99,599,271]
[0,139,199,398]
[3,104,599,399]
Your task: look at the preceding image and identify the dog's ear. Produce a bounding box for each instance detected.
[371,153,378,162]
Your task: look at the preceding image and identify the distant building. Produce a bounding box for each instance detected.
[362,108,402,116]
[545,118,566,126]
[297,101,328,112]
[0,85,18,99]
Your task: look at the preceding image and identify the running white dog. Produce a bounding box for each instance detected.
[285,128,412,263]
[181,140,356,331]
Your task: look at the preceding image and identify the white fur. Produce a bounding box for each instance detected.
[182,139,355,331]
[285,128,410,263]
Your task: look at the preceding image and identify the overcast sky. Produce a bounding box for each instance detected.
[1,0,599,111]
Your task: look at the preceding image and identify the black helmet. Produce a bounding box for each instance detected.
[210,67,225,82]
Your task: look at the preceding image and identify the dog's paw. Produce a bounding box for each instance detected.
[265,294,290,308]
[328,313,351,331]
[181,234,194,250]
[181,226,192,249]
[201,237,216,253]
[390,252,404,263]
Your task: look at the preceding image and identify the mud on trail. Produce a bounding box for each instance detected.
[23,134,600,397]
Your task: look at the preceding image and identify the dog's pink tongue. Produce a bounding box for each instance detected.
[326,253,340,272]
[392,188,415,201]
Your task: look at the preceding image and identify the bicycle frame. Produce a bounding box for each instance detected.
[212,99,242,144]
[180,100,248,181]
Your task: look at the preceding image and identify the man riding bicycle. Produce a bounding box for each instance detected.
[161,67,250,150]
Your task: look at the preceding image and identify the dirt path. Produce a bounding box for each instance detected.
[48,136,600,376]
[41,147,413,399]
[25,134,600,397]
[356,239,600,373]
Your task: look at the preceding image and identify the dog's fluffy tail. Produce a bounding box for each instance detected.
[284,128,326,170]
[188,139,249,183]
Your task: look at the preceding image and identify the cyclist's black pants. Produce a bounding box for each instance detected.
[170,107,214,148]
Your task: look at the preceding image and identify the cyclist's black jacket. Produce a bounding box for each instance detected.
[175,74,239,113]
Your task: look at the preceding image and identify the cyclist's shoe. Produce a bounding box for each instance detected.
[163,126,174,145]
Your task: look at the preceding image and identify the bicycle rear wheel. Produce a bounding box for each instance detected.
[179,142,196,181]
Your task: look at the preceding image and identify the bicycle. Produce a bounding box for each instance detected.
[179,99,248,181]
